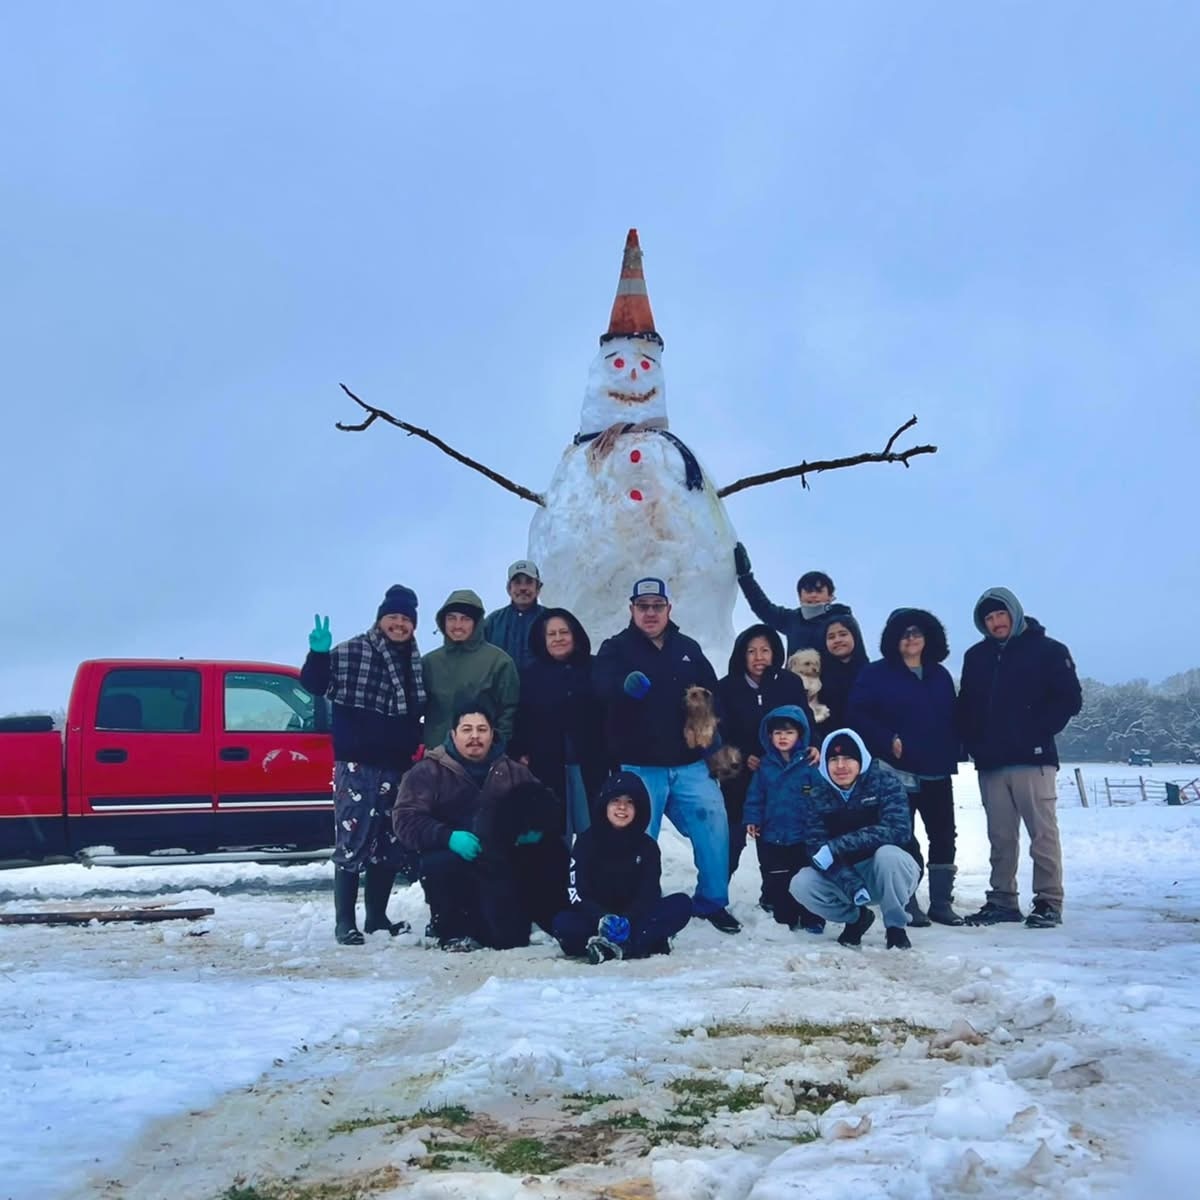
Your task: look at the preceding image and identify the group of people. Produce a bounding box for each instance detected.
[300,547,1082,960]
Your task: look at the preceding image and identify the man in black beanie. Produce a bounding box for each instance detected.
[301,584,426,945]
[958,587,1082,929]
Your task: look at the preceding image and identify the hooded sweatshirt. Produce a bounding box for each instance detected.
[742,705,819,844]
[566,771,662,919]
[421,589,521,747]
[848,607,959,777]
[716,625,815,758]
[805,728,916,898]
[816,612,869,733]
[958,588,1082,771]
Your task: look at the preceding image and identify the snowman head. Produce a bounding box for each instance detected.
[580,335,668,434]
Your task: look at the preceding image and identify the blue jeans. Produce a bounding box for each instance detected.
[621,760,730,914]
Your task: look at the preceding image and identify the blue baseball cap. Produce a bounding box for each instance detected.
[630,577,669,601]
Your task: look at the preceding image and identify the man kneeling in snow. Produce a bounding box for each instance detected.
[552,772,693,964]
[392,700,567,951]
[789,730,920,950]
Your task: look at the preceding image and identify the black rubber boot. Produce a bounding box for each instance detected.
[927,864,964,926]
[363,866,409,936]
[905,895,932,928]
[334,869,364,945]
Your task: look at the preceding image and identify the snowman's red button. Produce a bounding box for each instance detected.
[630,450,642,463]
[629,490,643,502]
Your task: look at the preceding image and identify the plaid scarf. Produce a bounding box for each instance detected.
[327,628,426,718]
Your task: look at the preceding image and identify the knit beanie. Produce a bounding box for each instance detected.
[976,596,1009,619]
[826,736,862,765]
[377,584,418,624]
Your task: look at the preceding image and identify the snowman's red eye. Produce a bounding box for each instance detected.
[612,358,625,369]
[640,360,651,370]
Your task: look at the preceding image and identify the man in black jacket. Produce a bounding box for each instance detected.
[594,578,741,933]
[958,587,1082,929]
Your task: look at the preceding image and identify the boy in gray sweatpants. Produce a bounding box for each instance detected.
[790,729,921,950]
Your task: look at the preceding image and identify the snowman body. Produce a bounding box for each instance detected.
[529,427,738,659]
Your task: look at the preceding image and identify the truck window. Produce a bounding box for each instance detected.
[224,672,317,733]
[96,668,202,733]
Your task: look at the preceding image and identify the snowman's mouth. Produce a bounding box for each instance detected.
[607,386,658,405]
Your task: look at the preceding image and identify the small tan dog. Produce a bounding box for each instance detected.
[786,649,830,724]
[683,685,743,781]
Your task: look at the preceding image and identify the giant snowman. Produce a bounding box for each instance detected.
[528,230,738,655]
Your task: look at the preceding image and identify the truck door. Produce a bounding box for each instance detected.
[76,665,215,853]
[213,668,334,851]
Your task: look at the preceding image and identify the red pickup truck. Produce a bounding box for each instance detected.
[1,660,335,867]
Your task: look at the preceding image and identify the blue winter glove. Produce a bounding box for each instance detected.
[597,914,631,945]
[515,830,543,846]
[853,887,871,907]
[623,671,651,700]
[812,844,834,871]
[309,614,332,653]
[448,830,482,861]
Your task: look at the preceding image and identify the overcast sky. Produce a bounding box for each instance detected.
[2,2,1197,711]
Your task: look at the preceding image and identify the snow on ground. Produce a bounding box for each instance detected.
[2,765,1199,1200]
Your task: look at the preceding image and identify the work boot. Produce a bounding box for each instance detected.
[837,906,876,947]
[333,869,364,945]
[963,901,1023,926]
[1025,899,1063,928]
[363,866,410,936]
[905,895,932,928]
[927,864,964,926]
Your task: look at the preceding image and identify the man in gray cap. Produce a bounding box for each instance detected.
[957,587,1081,929]
[484,560,547,672]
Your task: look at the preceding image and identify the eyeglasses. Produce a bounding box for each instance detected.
[900,627,925,640]
[633,601,668,613]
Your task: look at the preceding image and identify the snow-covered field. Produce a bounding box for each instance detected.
[3,765,1199,1200]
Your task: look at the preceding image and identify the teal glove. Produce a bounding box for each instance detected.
[448,830,482,861]
[309,614,332,653]
[515,830,543,846]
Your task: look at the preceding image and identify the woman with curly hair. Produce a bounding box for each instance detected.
[847,608,963,926]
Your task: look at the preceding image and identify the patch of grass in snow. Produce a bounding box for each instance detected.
[563,1090,622,1111]
[217,1166,403,1199]
[692,1018,934,1043]
[326,1112,406,1135]
[667,1077,763,1117]
[487,1136,570,1174]
[416,1102,473,1126]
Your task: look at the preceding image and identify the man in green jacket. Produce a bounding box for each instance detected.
[422,589,520,747]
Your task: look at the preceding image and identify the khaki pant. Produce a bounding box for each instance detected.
[978,766,1063,909]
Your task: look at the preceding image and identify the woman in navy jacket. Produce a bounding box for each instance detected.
[848,608,963,926]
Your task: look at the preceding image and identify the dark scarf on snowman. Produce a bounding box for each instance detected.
[574,420,704,491]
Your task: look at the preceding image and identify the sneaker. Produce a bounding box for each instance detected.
[886,926,912,950]
[335,926,365,946]
[837,906,876,947]
[703,908,742,934]
[586,935,624,964]
[800,918,826,935]
[438,935,483,953]
[758,899,775,915]
[963,902,1023,926]
[1025,900,1062,929]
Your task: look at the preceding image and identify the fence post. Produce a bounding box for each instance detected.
[1105,778,1112,806]
[1073,767,1088,808]
[1139,776,1148,803]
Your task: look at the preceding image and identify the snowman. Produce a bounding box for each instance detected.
[528,230,738,653]
[338,230,933,660]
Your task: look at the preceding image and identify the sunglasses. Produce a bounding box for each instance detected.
[900,626,925,640]
[633,601,668,613]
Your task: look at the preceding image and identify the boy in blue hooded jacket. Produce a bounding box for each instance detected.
[743,705,825,933]
[790,728,921,950]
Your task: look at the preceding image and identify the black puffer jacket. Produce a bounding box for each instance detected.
[510,609,609,805]
[717,624,815,756]
[594,622,720,766]
[958,589,1082,771]
[816,613,869,733]
[567,772,662,919]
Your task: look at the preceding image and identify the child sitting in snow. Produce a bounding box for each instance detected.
[743,705,826,934]
[551,772,693,964]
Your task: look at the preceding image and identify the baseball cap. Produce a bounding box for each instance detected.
[630,577,669,601]
[507,560,541,582]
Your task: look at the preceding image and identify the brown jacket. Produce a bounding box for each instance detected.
[391,745,537,853]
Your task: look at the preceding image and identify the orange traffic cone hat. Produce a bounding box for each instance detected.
[599,228,663,347]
